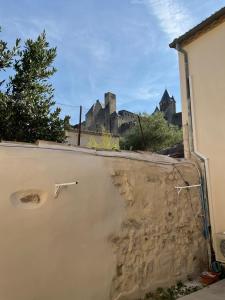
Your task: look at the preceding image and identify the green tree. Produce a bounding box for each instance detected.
[120,112,183,152]
[0,27,20,139]
[2,31,68,143]
[0,27,19,71]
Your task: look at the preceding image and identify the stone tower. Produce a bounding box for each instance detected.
[159,89,176,123]
[104,92,116,114]
[84,91,137,135]
[104,92,116,131]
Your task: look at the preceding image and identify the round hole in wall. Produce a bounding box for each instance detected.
[10,189,48,209]
[20,194,40,204]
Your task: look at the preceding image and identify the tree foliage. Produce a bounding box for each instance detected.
[120,112,183,152]
[0,29,70,143]
[0,27,20,138]
[0,27,20,71]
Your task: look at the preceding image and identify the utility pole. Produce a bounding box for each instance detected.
[137,115,146,149]
[77,105,82,146]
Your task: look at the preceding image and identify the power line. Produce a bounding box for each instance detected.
[55,102,80,108]
[55,102,89,111]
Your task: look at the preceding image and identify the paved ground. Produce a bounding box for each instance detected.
[181,280,225,299]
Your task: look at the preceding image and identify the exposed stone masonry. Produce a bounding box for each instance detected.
[108,160,206,300]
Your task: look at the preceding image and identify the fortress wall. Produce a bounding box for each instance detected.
[118,112,136,127]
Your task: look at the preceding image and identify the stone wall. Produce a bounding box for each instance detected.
[117,111,137,135]
[117,111,137,127]
[108,159,207,299]
[0,142,207,300]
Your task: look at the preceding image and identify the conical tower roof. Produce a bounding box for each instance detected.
[171,95,176,102]
[152,106,160,115]
[159,89,171,104]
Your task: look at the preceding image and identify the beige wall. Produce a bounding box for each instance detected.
[178,22,225,244]
[0,142,206,300]
[0,142,123,300]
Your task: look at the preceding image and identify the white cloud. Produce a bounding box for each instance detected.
[69,29,112,64]
[7,17,111,65]
[133,86,160,101]
[131,0,194,40]
[1,16,66,51]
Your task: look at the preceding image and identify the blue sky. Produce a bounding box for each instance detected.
[1,0,225,122]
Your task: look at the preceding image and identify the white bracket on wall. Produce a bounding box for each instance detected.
[175,184,201,195]
[55,181,79,198]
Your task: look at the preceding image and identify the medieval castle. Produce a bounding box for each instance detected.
[83,90,181,136]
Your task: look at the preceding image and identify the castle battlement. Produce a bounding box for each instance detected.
[85,92,136,136]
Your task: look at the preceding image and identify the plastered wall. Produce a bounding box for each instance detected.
[178,21,225,245]
[0,142,207,300]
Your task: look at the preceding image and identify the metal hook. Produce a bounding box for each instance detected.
[55,181,79,198]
